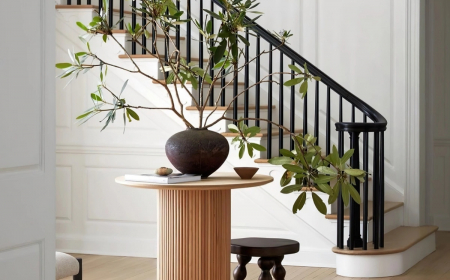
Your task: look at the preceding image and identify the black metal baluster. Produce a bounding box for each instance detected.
[108,0,113,28]
[87,0,91,5]
[363,125,369,250]
[119,0,124,29]
[165,9,169,79]
[339,96,343,152]
[151,24,156,54]
[233,69,238,124]
[373,132,380,249]
[220,6,226,107]
[279,53,284,153]
[131,0,136,54]
[77,0,81,5]
[348,131,363,250]
[186,0,191,63]
[337,96,344,249]
[142,12,147,54]
[352,105,355,123]
[267,44,273,159]
[326,86,331,155]
[98,0,102,12]
[208,1,215,106]
[290,60,295,151]
[176,0,181,52]
[244,28,249,125]
[380,131,385,247]
[67,0,72,5]
[199,0,204,106]
[314,81,319,142]
[255,36,261,127]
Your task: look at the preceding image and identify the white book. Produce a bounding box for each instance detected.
[124,173,201,184]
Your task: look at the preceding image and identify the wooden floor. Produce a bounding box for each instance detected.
[63,231,450,280]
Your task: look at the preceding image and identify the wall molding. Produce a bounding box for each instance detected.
[404,0,426,226]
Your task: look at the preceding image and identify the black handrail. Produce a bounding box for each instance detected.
[211,0,387,133]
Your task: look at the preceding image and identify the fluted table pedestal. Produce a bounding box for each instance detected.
[116,173,273,280]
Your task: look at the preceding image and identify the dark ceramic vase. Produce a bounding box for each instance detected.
[165,128,230,178]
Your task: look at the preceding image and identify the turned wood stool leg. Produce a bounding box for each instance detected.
[233,255,252,280]
[271,256,286,280]
[257,257,274,280]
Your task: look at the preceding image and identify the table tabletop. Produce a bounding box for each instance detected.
[115,172,274,190]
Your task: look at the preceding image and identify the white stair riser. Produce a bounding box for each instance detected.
[328,206,403,244]
[335,233,436,277]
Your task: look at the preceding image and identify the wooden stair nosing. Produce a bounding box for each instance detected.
[221,128,303,138]
[324,201,404,221]
[119,54,207,62]
[332,226,438,255]
[155,80,245,86]
[186,105,274,112]
[112,30,185,41]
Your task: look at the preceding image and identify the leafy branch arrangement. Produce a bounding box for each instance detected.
[56,0,366,215]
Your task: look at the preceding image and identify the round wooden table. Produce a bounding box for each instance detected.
[115,173,273,280]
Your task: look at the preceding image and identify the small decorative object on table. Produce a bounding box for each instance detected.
[155,167,173,176]
[234,167,259,180]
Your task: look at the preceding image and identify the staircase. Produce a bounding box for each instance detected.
[55,1,438,277]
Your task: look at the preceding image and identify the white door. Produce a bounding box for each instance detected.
[426,0,450,231]
[0,1,55,279]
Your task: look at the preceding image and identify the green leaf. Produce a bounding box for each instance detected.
[312,192,327,215]
[342,181,350,207]
[288,64,303,74]
[76,22,88,31]
[237,34,250,46]
[316,183,333,195]
[330,145,340,165]
[313,175,334,184]
[344,169,366,177]
[206,20,213,34]
[126,108,139,121]
[203,9,222,20]
[214,40,227,64]
[245,126,260,136]
[313,76,321,81]
[281,184,303,194]
[312,155,321,168]
[239,145,245,159]
[247,143,254,158]
[328,182,340,204]
[76,111,93,120]
[299,80,308,94]
[282,164,304,174]
[340,149,354,165]
[103,34,108,43]
[91,93,102,101]
[317,166,337,175]
[280,170,293,187]
[120,79,129,96]
[93,16,102,22]
[268,156,293,165]
[280,149,296,158]
[228,124,239,133]
[56,63,72,69]
[348,183,361,204]
[284,77,304,87]
[250,143,266,152]
[292,192,307,214]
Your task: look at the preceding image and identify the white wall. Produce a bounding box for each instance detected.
[425,0,450,230]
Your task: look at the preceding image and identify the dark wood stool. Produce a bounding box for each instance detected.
[231,238,299,280]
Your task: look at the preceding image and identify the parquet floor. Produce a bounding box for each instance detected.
[62,231,450,280]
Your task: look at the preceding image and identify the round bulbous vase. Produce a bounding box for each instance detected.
[165,128,230,178]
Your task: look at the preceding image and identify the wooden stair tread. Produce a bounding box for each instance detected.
[186,105,274,111]
[119,54,205,61]
[222,128,303,138]
[332,226,438,255]
[113,30,185,40]
[155,80,244,86]
[56,4,135,15]
[325,201,403,221]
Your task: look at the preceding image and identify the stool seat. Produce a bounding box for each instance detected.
[231,238,299,257]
